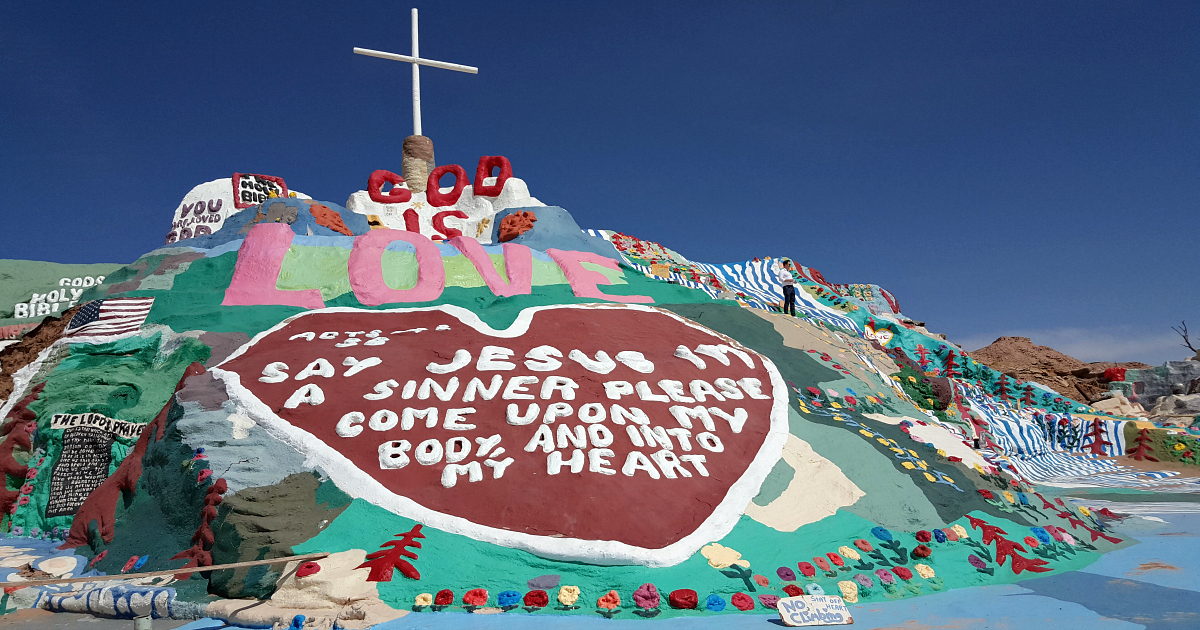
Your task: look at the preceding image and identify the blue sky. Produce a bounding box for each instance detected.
[2,1,1196,364]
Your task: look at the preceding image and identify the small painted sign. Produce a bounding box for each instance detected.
[777,595,853,626]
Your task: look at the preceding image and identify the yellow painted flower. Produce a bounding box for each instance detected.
[837,545,861,561]
[923,472,936,482]
[973,463,985,474]
[415,593,433,607]
[914,564,935,579]
[1003,491,1016,504]
[1079,506,1091,517]
[942,475,955,483]
[937,449,947,457]
[951,524,969,540]
[700,543,749,569]
[557,585,580,606]
[867,396,878,404]
[831,402,842,408]
[902,462,916,470]
[1175,443,1186,451]
[907,449,919,457]
[908,376,917,383]
[837,581,859,603]
[891,375,901,381]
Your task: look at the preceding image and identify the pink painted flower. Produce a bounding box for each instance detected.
[19,484,33,495]
[1024,536,1040,549]
[753,574,770,587]
[854,539,874,552]
[874,569,894,584]
[797,562,816,578]
[813,557,831,572]
[632,583,659,609]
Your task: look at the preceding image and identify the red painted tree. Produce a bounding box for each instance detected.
[1125,428,1158,461]
[1083,420,1112,456]
[915,345,932,370]
[941,351,962,378]
[357,524,425,582]
[1019,384,1036,408]
[994,375,1014,403]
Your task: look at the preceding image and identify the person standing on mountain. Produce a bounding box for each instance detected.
[777,259,797,317]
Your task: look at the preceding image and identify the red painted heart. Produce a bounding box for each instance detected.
[214,304,788,566]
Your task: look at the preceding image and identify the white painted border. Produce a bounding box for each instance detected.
[211,303,789,567]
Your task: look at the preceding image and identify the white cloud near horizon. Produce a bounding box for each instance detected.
[956,327,1193,366]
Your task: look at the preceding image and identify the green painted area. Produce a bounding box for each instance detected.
[750,457,794,507]
[0,259,124,327]
[12,333,209,536]
[786,407,944,530]
[296,497,1106,617]
[274,245,623,302]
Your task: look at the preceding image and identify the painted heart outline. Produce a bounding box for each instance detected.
[212,304,789,567]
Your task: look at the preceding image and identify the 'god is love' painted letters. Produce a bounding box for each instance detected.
[212,304,789,567]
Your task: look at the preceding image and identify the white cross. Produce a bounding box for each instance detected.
[353,8,478,137]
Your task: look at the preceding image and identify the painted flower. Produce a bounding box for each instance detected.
[977,489,995,500]
[498,591,520,607]
[668,589,698,609]
[19,484,33,495]
[914,564,935,579]
[24,469,37,480]
[757,594,780,609]
[871,527,893,542]
[597,590,621,610]
[805,583,826,595]
[826,552,845,567]
[776,566,796,581]
[893,567,913,581]
[523,590,549,608]
[915,530,933,543]
[414,593,433,607]
[853,539,874,552]
[122,556,139,573]
[875,569,895,584]
[1024,536,1040,549]
[912,545,932,558]
[807,387,821,397]
[951,524,969,540]
[1030,527,1052,545]
[845,396,858,406]
[837,581,859,604]
[933,529,947,543]
[782,584,803,597]
[838,545,861,561]
[853,573,874,589]
[1079,506,1092,517]
[797,562,816,578]
[558,585,580,607]
[730,592,755,611]
[296,562,321,578]
[1061,532,1077,546]
[968,554,988,570]
[1046,526,1065,542]
[10,526,22,536]
[701,543,750,569]
[813,557,832,572]
[633,583,660,609]
[463,588,488,606]
[1002,491,1016,504]
[17,496,29,506]
[1174,442,1186,451]
[753,573,770,586]
[705,594,726,612]
[197,469,213,483]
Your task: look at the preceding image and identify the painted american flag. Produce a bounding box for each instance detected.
[63,298,155,339]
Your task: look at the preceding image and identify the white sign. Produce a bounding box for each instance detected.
[777,595,853,627]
